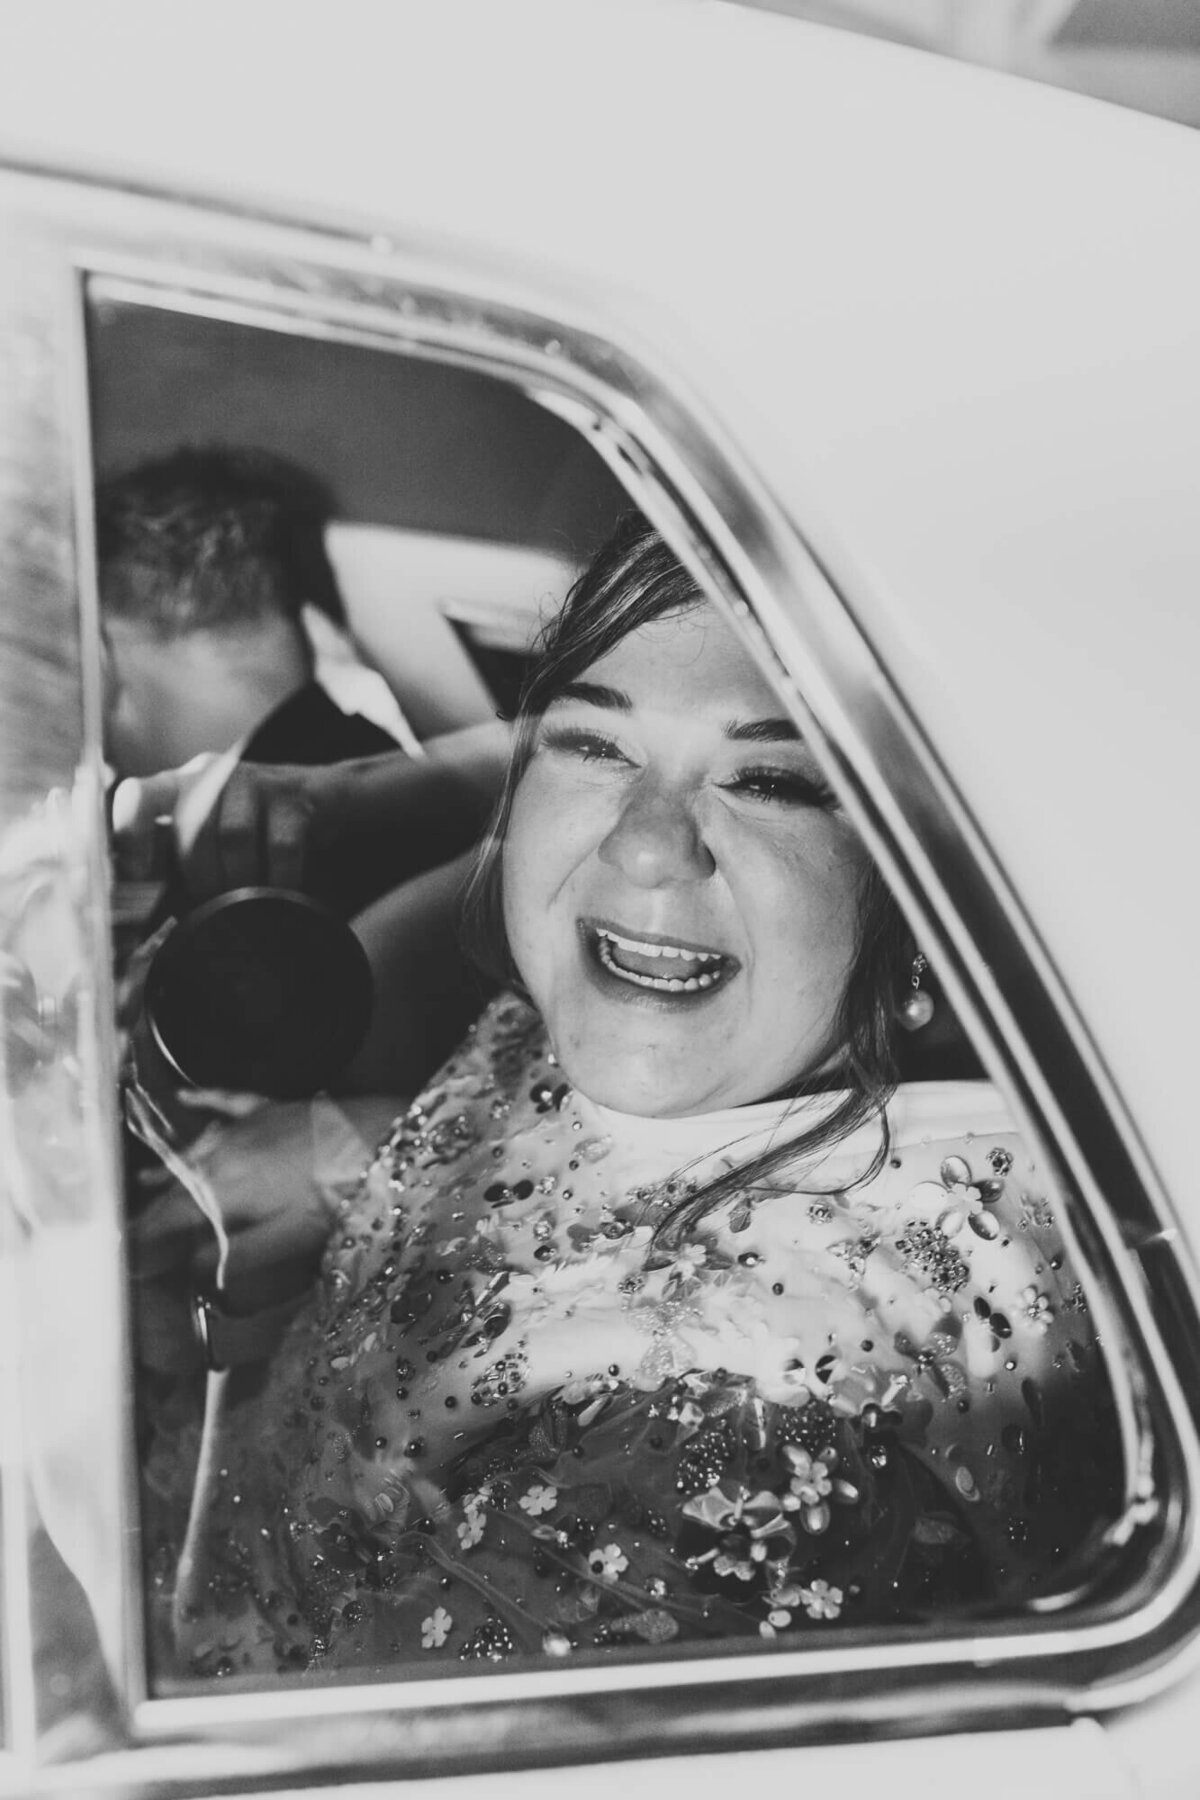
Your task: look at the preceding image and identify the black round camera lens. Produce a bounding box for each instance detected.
[144,888,373,1098]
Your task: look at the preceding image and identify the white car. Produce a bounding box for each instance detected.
[1,2,1199,1795]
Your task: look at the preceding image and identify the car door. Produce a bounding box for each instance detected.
[2,5,1200,1795]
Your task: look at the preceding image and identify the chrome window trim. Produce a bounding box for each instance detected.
[3,165,1200,1782]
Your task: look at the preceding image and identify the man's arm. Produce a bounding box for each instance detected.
[341,850,496,1096]
[112,720,510,908]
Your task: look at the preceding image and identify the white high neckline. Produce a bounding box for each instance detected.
[565,1083,847,1196]
[564,1078,1011,1195]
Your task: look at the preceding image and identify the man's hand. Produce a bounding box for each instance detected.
[110,727,509,914]
[112,755,331,902]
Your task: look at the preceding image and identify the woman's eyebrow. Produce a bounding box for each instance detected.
[725,717,802,743]
[548,689,800,742]
[553,681,631,711]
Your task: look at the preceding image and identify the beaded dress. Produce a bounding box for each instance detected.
[153,994,1121,1680]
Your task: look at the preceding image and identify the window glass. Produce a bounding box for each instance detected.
[91,295,1134,1698]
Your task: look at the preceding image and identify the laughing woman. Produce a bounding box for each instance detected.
[158,520,1121,1678]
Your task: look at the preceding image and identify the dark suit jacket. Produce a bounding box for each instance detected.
[242,682,404,916]
[242,680,399,767]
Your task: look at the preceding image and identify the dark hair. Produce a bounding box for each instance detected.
[464,515,911,1239]
[95,446,345,638]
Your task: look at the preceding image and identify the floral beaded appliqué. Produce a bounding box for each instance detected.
[147,997,1125,1685]
[894,1221,969,1297]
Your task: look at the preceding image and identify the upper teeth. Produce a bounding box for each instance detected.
[597,928,721,963]
[595,927,726,993]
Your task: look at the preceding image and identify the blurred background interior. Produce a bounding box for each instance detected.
[744,0,1200,127]
[89,302,629,743]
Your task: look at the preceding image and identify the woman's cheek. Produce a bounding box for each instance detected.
[729,823,862,984]
[500,830,538,963]
[501,772,580,968]
[506,772,563,890]
[515,765,611,877]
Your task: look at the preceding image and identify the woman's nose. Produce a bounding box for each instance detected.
[597,780,715,887]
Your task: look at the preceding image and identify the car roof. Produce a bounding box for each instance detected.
[2,0,1199,1209]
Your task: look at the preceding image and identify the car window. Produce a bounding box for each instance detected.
[91,289,1141,1680]
[2,166,1198,1788]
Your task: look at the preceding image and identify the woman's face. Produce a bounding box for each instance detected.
[502,604,867,1116]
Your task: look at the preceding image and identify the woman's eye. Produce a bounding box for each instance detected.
[540,726,630,766]
[727,767,837,808]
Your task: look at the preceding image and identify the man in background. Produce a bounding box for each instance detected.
[97,445,400,779]
[102,446,507,921]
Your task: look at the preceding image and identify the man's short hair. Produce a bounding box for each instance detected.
[96,445,345,638]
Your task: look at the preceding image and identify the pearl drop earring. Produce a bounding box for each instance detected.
[897,951,935,1031]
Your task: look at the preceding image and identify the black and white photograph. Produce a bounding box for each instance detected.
[1,3,1199,1796]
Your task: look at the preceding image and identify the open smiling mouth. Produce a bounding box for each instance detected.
[585,922,736,996]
